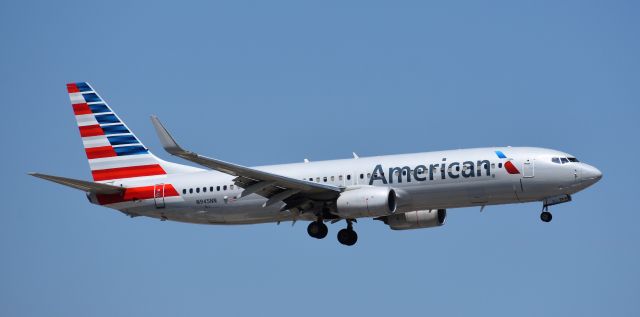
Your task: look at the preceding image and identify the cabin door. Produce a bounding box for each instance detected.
[154,183,166,208]
[523,159,534,178]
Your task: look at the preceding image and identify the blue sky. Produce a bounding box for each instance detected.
[1,1,639,316]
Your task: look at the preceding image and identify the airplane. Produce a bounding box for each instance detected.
[30,82,603,246]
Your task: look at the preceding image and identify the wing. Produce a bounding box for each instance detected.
[150,116,342,209]
[29,172,125,194]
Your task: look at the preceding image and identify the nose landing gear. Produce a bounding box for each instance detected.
[539,195,572,223]
[540,206,552,223]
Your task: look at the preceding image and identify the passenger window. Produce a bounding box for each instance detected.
[223,185,227,190]
[402,170,407,176]
[182,189,186,194]
[203,187,207,192]
[360,174,364,179]
[456,166,461,171]
[367,173,371,178]
[316,177,320,182]
[230,185,234,190]
[323,177,327,182]
[309,178,313,181]
[491,163,495,169]
[189,188,193,194]
[347,175,351,180]
[561,158,569,164]
[210,186,214,192]
[196,188,200,193]
[498,163,502,168]
[217,186,220,191]
[339,175,343,181]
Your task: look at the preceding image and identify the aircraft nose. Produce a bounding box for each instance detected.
[581,164,603,184]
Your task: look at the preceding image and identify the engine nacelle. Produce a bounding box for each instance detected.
[377,209,446,230]
[336,187,397,218]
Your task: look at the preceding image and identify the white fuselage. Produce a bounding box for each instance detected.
[91,146,602,225]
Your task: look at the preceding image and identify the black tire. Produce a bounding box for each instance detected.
[540,211,552,223]
[307,221,328,239]
[337,229,358,246]
[307,221,321,238]
[316,222,328,239]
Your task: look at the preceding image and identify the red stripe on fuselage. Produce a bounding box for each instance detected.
[67,83,79,93]
[72,103,92,115]
[92,164,167,181]
[79,124,104,137]
[504,161,520,174]
[85,146,117,159]
[96,184,179,205]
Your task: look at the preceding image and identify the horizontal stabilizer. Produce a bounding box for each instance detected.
[29,172,125,194]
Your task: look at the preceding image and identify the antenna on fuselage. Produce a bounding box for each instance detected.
[352,152,359,159]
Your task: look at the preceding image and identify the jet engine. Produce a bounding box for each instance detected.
[376,209,446,230]
[336,187,397,218]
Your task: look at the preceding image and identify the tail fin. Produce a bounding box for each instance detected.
[67,82,200,183]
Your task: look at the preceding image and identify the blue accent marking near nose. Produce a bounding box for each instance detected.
[495,150,507,159]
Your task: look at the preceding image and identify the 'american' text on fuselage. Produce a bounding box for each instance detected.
[369,159,492,185]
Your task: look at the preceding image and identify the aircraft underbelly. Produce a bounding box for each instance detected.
[402,179,519,210]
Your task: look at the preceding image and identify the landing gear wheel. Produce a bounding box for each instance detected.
[307,221,328,239]
[317,222,328,239]
[337,228,358,246]
[540,211,552,223]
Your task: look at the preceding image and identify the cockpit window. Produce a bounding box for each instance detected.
[568,157,579,162]
[561,157,569,164]
[552,157,560,164]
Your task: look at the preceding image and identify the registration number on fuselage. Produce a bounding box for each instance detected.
[196,198,218,205]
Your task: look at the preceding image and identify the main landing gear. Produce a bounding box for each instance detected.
[337,219,358,246]
[307,219,358,246]
[307,220,328,239]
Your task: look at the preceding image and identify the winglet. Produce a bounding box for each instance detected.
[148,116,341,194]
[150,115,187,156]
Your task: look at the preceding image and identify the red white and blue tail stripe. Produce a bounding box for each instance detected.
[67,82,189,182]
